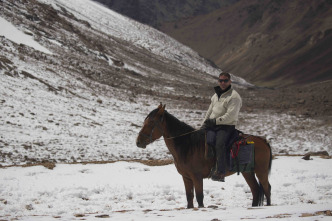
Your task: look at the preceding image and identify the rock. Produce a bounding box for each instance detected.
[306,151,329,156]
[74,214,85,217]
[311,151,329,156]
[297,99,305,104]
[26,204,34,210]
[207,205,218,209]
[303,151,330,160]
[278,149,289,154]
[95,214,110,218]
[42,161,56,170]
[302,153,311,160]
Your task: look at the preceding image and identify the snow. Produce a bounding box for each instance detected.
[0,0,331,220]
[0,16,52,55]
[0,157,331,220]
[35,0,251,86]
[0,0,329,162]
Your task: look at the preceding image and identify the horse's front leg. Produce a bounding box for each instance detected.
[193,175,204,208]
[182,176,194,208]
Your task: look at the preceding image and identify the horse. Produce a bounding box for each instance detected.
[136,104,272,208]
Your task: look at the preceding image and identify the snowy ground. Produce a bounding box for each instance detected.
[1,0,332,220]
[0,156,331,220]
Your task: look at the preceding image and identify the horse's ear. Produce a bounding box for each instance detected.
[157,104,166,115]
[158,102,163,109]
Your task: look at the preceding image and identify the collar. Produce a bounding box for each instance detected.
[214,85,232,98]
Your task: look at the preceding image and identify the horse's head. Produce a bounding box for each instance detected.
[136,103,166,149]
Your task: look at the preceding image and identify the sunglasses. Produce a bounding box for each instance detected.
[218,79,229,83]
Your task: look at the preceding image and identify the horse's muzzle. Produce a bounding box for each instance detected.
[136,139,146,149]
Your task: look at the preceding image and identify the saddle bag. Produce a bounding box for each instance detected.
[229,137,255,174]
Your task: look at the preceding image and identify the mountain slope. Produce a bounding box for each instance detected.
[96,0,332,87]
[160,0,332,86]
[0,0,223,165]
[93,0,239,28]
[0,0,331,167]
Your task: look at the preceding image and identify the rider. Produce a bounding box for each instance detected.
[201,72,242,182]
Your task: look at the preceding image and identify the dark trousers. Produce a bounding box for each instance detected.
[207,125,235,174]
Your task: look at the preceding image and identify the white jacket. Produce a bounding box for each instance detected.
[203,86,242,126]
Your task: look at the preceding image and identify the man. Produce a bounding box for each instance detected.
[202,72,242,182]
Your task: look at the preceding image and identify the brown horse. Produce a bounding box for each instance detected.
[136,104,272,208]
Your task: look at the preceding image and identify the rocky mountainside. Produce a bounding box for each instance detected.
[97,0,332,87]
[94,0,332,119]
[0,0,331,167]
[160,0,332,87]
[0,0,223,108]
[0,0,224,165]
[93,0,239,28]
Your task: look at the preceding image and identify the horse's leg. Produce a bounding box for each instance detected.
[192,175,204,208]
[254,139,272,206]
[242,172,260,206]
[255,171,272,206]
[182,176,194,208]
[268,182,271,205]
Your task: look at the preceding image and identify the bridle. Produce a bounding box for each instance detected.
[138,114,165,146]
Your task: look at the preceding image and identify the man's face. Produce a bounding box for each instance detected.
[218,75,231,90]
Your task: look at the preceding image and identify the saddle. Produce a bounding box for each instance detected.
[204,129,255,174]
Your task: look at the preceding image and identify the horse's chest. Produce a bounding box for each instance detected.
[174,162,188,176]
[174,161,199,177]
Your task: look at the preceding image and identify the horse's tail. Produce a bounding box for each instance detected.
[258,182,265,206]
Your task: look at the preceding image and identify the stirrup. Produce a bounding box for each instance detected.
[211,172,225,182]
[211,175,225,182]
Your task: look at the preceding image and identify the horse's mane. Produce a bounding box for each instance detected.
[163,111,205,161]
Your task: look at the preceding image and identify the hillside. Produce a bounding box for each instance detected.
[0,0,331,167]
[161,0,332,86]
[94,0,332,117]
[0,0,221,166]
[93,0,239,28]
[96,0,332,87]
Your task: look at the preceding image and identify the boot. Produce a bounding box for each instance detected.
[211,170,225,182]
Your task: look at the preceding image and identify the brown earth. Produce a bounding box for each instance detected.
[95,0,332,88]
[236,80,332,120]
[93,0,332,120]
[159,0,332,87]
[171,79,332,122]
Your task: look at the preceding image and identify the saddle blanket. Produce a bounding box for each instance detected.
[229,142,255,173]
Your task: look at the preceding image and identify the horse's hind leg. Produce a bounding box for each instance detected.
[256,171,271,206]
[182,176,194,208]
[268,182,271,205]
[242,172,260,206]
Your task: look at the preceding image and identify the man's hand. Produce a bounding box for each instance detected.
[201,118,216,129]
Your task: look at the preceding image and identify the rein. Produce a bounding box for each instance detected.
[164,129,202,140]
[158,112,202,140]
